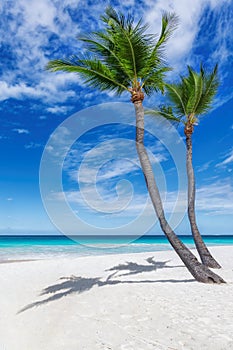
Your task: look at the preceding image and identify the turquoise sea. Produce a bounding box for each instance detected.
[0,235,233,261]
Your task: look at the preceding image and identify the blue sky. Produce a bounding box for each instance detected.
[0,0,232,236]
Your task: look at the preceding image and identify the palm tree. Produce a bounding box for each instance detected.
[46,7,224,283]
[148,64,221,268]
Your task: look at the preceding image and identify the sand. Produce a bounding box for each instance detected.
[0,245,233,350]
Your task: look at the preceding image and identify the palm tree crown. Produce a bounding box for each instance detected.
[46,7,178,98]
[162,64,219,127]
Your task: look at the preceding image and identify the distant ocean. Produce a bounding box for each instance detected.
[0,235,233,261]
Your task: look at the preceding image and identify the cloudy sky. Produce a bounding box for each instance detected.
[0,0,232,236]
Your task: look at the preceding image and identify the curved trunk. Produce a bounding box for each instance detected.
[185,131,221,268]
[133,100,224,283]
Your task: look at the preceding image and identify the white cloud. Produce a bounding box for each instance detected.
[144,0,231,70]
[49,171,233,232]
[77,159,139,185]
[0,0,84,103]
[0,75,78,103]
[45,145,54,153]
[52,177,233,218]
[64,137,168,186]
[44,126,72,158]
[13,128,29,134]
[0,81,40,102]
[216,149,233,167]
[196,180,233,214]
[24,142,42,149]
[196,161,212,173]
[144,0,205,69]
[46,106,73,114]
[143,0,233,111]
[20,0,57,30]
[222,154,233,166]
[52,185,153,217]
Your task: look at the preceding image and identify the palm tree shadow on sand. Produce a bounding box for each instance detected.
[18,257,194,313]
[105,256,183,279]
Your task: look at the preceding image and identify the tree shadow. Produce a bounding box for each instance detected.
[18,257,193,313]
[106,256,183,279]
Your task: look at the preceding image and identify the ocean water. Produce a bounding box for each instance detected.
[0,235,232,261]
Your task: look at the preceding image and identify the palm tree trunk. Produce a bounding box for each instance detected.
[185,132,221,268]
[133,99,224,283]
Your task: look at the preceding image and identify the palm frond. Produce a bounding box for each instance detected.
[156,12,179,49]
[161,64,219,122]
[165,82,187,116]
[145,105,182,124]
[142,67,171,95]
[46,6,177,97]
[196,64,219,115]
[46,58,129,94]
[102,6,152,83]
[185,66,203,115]
[140,12,178,87]
[78,32,132,81]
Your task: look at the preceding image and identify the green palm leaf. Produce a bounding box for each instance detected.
[196,64,218,115]
[165,83,187,116]
[142,67,171,95]
[140,13,178,85]
[46,6,178,96]
[100,6,152,83]
[164,64,219,121]
[146,105,182,124]
[46,57,129,94]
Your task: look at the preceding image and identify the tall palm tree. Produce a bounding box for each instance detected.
[46,7,224,283]
[148,64,221,268]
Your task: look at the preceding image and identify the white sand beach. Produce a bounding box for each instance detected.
[0,245,233,350]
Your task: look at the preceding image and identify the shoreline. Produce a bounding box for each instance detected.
[0,246,233,349]
[0,243,232,263]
